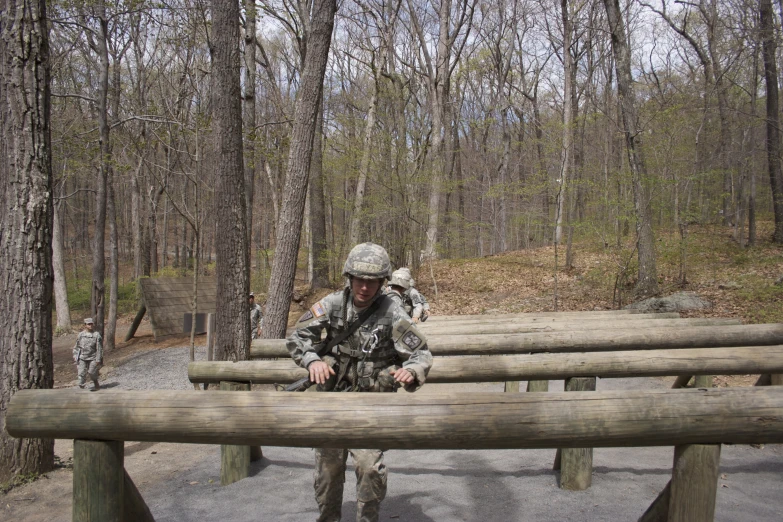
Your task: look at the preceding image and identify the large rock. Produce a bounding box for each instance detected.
[624,291,712,313]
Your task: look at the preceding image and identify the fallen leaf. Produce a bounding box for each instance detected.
[189,481,199,485]
[721,474,727,479]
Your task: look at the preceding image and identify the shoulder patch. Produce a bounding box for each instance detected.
[312,302,326,318]
[401,330,423,350]
[297,310,314,323]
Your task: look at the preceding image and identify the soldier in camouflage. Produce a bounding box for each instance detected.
[287,242,433,522]
[386,268,430,323]
[249,292,263,339]
[73,318,103,391]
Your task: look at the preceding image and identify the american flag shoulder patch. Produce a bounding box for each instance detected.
[312,302,326,318]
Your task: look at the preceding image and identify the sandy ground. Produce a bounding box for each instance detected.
[4,347,783,522]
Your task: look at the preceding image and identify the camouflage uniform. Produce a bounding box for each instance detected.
[287,244,432,522]
[386,268,430,322]
[73,329,103,389]
[250,302,263,340]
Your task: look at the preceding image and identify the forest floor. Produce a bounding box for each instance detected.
[4,223,783,520]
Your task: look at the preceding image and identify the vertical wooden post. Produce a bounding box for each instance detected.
[692,375,712,388]
[668,444,721,522]
[220,381,251,485]
[771,374,783,385]
[206,313,215,362]
[672,375,692,389]
[503,381,519,392]
[204,314,215,391]
[559,376,596,490]
[527,380,549,392]
[638,481,671,522]
[73,440,124,522]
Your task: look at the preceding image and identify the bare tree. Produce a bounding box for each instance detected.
[0,0,55,482]
[602,0,658,297]
[760,0,783,242]
[263,0,338,338]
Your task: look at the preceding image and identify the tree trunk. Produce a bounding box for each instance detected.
[603,0,658,296]
[106,168,118,352]
[53,198,72,331]
[348,80,379,246]
[90,0,111,337]
[761,0,783,243]
[0,0,55,482]
[263,0,337,339]
[211,0,250,361]
[309,95,330,288]
[243,0,257,267]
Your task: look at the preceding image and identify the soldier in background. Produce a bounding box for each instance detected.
[73,318,103,391]
[386,268,430,323]
[287,242,432,522]
[249,292,263,339]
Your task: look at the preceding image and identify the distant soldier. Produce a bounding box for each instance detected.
[73,318,103,391]
[386,268,430,323]
[249,292,263,339]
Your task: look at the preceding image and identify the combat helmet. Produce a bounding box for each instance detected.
[343,242,392,280]
[389,268,412,289]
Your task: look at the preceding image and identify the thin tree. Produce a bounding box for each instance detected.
[602,0,658,297]
[760,0,783,242]
[263,0,338,338]
[0,0,55,482]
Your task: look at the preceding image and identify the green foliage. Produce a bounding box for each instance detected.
[0,472,43,494]
[735,277,783,323]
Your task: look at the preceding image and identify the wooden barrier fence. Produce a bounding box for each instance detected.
[7,388,783,522]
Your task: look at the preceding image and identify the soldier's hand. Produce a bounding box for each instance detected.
[412,317,420,324]
[391,368,414,384]
[308,361,335,384]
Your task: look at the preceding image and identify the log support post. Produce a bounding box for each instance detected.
[503,381,519,392]
[526,380,549,392]
[124,305,146,342]
[668,444,721,522]
[672,375,692,389]
[771,374,783,386]
[73,440,124,521]
[558,376,596,490]
[123,469,155,521]
[219,381,261,485]
[692,375,712,388]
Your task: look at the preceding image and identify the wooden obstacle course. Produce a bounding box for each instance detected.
[8,387,783,522]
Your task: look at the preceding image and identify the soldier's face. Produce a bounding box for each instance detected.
[351,278,382,307]
[85,323,93,330]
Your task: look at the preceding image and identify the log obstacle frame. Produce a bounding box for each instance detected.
[8,387,783,522]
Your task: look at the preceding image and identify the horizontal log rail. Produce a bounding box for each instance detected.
[425,309,666,322]
[190,345,783,384]
[250,323,783,358]
[8,388,783,449]
[418,317,740,335]
[422,311,681,326]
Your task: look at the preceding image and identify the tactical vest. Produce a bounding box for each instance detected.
[322,295,401,392]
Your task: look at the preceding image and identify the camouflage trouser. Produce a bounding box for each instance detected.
[314,448,386,522]
[77,359,100,386]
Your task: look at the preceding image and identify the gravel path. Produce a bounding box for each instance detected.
[35,346,783,521]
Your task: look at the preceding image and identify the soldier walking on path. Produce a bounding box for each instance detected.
[249,292,263,339]
[73,318,103,391]
[287,242,433,522]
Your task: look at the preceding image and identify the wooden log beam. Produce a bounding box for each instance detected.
[9,388,783,449]
[426,310,666,322]
[250,324,783,358]
[195,346,783,384]
[423,312,682,326]
[419,318,739,336]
